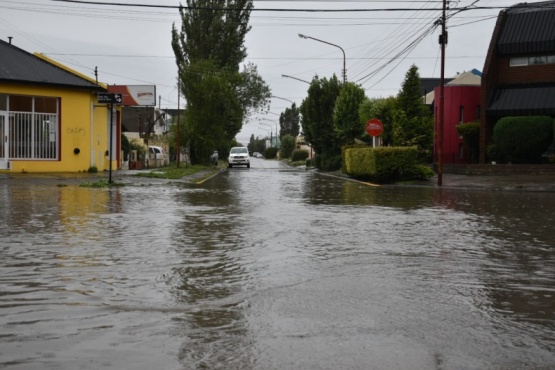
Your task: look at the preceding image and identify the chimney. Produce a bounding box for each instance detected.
[8,37,12,44]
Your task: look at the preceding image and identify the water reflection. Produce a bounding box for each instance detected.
[168,174,254,369]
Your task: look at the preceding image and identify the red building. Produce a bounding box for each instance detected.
[434,71,482,165]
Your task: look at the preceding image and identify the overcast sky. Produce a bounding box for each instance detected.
[0,0,545,144]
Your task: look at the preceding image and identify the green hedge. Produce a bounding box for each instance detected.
[264,147,278,159]
[291,149,309,162]
[343,145,424,182]
[492,116,554,163]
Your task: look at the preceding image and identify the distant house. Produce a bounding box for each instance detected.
[433,70,482,165]
[0,38,120,173]
[480,1,555,163]
[120,106,170,167]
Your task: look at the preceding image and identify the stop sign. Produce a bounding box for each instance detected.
[366,118,383,137]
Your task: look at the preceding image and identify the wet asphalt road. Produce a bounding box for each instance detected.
[0,157,554,369]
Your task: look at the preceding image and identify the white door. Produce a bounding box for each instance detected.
[0,112,8,170]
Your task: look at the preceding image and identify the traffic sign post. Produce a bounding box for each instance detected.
[98,93,122,184]
[366,118,383,148]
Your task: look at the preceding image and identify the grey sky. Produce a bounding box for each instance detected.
[0,0,543,144]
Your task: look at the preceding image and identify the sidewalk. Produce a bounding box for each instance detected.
[0,168,221,187]
[407,172,555,192]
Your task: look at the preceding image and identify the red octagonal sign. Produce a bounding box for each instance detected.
[366,118,383,137]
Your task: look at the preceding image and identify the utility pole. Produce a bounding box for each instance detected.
[438,0,448,186]
[177,81,181,168]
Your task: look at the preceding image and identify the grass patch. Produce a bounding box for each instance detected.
[134,164,214,179]
[80,179,125,188]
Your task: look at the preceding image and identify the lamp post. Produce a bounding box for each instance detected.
[271,95,294,104]
[298,33,346,83]
[282,74,310,85]
[259,122,273,147]
[261,118,279,141]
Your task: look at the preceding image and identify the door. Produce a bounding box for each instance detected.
[0,112,8,169]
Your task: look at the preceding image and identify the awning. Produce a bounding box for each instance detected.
[487,85,555,116]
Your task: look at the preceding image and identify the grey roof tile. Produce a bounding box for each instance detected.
[497,1,555,55]
[0,39,104,90]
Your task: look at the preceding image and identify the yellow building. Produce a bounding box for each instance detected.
[0,39,120,173]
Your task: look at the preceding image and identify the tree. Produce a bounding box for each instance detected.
[392,65,433,162]
[279,135,296,159]
[248,133,266,154]
[171,0,270,164]
[358,96,397,147]
[279,103,300,138]
[300,75,342,170]
[397,64,426,118]
[333,82,366,146]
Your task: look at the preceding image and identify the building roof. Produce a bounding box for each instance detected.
[424,69,481,104]
[0,39,104,90]
[447,70,482,86]
[421,77,453,96]
[497,1,555,55]
[487,83,555,116]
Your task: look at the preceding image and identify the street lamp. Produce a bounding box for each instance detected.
[298,33,346,83]
[259,122,273,147]
[261,118,278,140]
[282,74,310,85]
[257,127,271,147]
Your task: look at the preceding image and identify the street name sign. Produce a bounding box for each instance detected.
[98,93,123,105]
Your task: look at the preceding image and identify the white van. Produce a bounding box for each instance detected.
[148,146,169,166]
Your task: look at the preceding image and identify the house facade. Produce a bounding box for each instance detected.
[480,1,555,163]
[0,39,120,173]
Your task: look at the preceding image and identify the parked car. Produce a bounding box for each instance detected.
[148,146,169,167]
[149,146,167,160]
[228,147,250,168]
[252,152,263,158]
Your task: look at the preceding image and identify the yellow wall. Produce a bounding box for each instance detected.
[1,84,119,173]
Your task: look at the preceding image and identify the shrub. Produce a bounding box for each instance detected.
[121,133,130,161]
[400,165,434,181]
[493,116,553,163]
[279,135,296,159]
[264,147,278,159]
[315,153,342,171]
[343,145,420,182]
[456,121,480,163]
[291,149,309,162]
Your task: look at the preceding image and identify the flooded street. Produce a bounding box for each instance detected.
[1,159,554,369]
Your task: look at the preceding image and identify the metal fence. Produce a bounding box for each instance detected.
[9,112,59,160]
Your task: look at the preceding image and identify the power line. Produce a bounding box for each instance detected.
[51,0,502,12]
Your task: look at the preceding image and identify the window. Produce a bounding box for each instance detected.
[7,95,59,160]
[548,55,555,64]
[529,56,547,65]
[476,105,481,120]
[510,57,528,66]
[459,106,464,123]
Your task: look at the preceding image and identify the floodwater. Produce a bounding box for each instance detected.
[0,159,554,370]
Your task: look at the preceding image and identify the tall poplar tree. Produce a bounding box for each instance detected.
[300,75,342,170]
[279,103,300,138]
[172,0,270,164]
